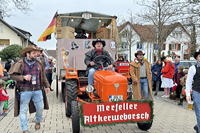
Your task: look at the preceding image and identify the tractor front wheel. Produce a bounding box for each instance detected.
[71,100,80,133]
[65,79,78,117]
[137,121,153,131]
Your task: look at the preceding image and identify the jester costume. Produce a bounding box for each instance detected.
[3,80,15,112]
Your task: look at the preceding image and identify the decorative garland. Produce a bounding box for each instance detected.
[79,99,154,127]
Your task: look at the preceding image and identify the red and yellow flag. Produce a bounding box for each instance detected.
[38,13,57,41]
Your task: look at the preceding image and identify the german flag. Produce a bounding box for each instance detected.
[38,12,57,41]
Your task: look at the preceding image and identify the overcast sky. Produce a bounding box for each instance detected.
[5,0,142,50]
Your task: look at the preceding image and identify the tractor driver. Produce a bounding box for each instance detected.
[84,39,114,88]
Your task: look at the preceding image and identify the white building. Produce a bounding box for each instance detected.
[117,22,141,62]
[161,23,191,60]
[118,22,191,63]
[0,18,34,50]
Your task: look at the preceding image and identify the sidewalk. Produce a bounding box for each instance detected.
[154,91,189,110]
[0,83,197,133]
[0,81,72,133]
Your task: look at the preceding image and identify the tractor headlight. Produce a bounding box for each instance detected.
[86,85,94,93]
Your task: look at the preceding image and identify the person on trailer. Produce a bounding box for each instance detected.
[84,39,114,89]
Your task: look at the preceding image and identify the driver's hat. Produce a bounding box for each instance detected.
[92,39,106,47]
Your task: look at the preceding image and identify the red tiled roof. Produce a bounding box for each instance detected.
[132,24,156,42]
[118,22,190,43]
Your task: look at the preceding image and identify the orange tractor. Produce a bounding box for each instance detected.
[53,11,153,133]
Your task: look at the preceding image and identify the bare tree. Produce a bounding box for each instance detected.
[183,17,198,56]
[0,0,30,17]
[137,0,189,58]
[181,1,200,56]
[118,12,137,62]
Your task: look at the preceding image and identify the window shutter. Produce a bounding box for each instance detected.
[169,44,172,50]
[177,44,181,50]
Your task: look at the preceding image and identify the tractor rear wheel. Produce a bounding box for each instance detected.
[71,100,80,133]
[137,121,153,131]
[65,79,78,117]
[61,82,66,103]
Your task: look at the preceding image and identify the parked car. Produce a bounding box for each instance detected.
[179,60,196,70]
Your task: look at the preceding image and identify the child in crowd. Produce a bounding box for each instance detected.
[0,79,9,116]
[178,69,188,105]
[174,66,185,99]
[151,59,162,96]
[3,80,14,113]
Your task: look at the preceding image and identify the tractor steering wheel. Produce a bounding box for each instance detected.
[93,55,112,69]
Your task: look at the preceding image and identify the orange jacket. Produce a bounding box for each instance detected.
[161,61,175,79]
[0,64,4,77]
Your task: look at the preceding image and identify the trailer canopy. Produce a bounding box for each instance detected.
[58,11,117,32]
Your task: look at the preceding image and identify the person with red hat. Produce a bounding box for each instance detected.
[186,49,200,133]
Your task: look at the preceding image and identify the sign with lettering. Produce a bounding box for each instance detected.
[81,101,153,126]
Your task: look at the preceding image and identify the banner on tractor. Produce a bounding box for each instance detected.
[81,100,153,126]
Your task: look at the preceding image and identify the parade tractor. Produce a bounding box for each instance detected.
[53,11,153,133]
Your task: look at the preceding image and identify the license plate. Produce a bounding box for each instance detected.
[109,95,123,102]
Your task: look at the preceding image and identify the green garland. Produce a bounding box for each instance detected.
[80,99,154,127]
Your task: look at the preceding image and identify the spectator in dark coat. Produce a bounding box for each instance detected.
[151,59,162,96]
[4,59,12,72]
[46,57,54,87]
[174,56,180,74]
[174,66,185,98]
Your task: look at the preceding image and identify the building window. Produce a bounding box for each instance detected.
[121,42,128,50]
[169,44,176,50]
[0,39,10,45]
[172,30,182,38]
[169,44,172,50]
[122,31,128,38]
[179,32,182,38]
[162,44,166,50]
[137,42,143,49]
[177,43,181,50]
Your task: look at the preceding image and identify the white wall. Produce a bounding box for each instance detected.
[0,21,24,48]
[118,24,141,62]
[142,42,154,63]
[161,27,191,60]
